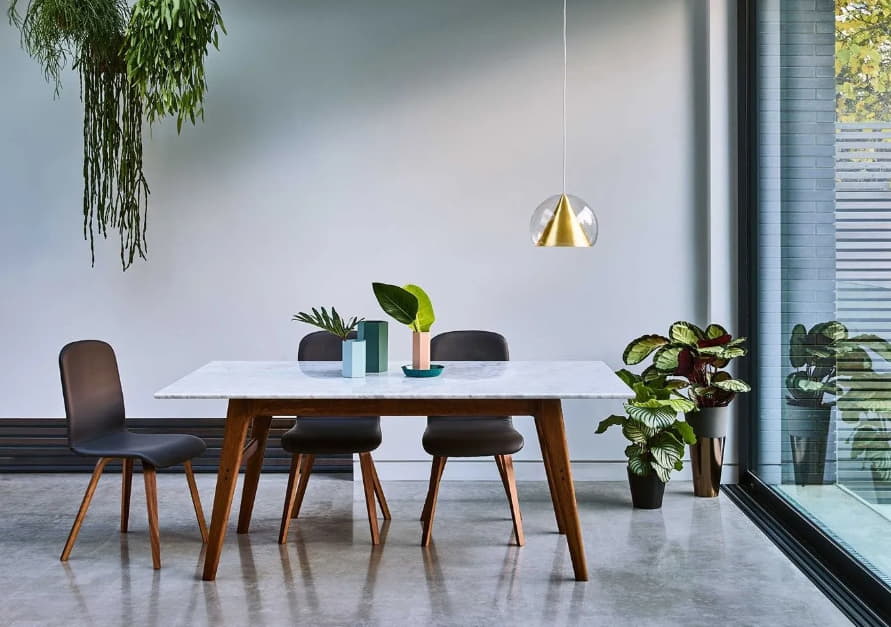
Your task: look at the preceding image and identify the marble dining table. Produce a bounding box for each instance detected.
[155,360,631,581]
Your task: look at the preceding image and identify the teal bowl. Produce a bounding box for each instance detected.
[402,364,445,378]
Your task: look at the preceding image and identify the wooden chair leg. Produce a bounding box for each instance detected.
[497,455,525,546]
[421,456,447,547]
[290,455,315,519]
[121,458,134,533]
[61,458,110,561]
[365,454,391,520]
[278,454,302,544]
[420,456,447,523]
[143,463,161,570]
[184,461,208,543]
[358,452,381,545]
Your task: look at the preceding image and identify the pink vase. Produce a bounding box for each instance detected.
[412,332,430,370]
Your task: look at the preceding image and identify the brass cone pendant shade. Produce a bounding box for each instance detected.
[534,194,595,247]
[531,0,598,248]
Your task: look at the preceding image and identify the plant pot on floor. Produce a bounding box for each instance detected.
[627,468,665,509]
[686,407,728,498]
[342,339,366,378]
[787,404,831,486]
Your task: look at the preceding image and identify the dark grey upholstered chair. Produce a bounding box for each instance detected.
[278,331,391,545]
[419,330,525,547]
[58,340,208,569]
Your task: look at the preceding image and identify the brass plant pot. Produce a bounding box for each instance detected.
[690,436,725,498]
[686,407,728,498]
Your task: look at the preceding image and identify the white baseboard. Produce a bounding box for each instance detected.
[353,458,739,483]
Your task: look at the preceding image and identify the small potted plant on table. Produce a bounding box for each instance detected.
[596,369,696,508]
[293,307,365,378]
[372,282,439,376]
[623,322,750,497]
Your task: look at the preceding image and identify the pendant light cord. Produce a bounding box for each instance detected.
[562,0,567,194]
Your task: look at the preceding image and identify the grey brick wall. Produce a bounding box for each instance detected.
[755,0,836,484]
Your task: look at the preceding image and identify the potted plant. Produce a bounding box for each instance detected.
[372,283,435,371]
[840,370,891,504]
[596,369,696,508]
[293,307,365,378]
[623,321,749,497]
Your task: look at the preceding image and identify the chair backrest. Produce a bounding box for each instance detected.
[59,340,126,447]
[431,330,509,362]
[298,330,356,361]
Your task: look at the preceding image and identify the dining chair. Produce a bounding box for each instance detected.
[420,330,525,547]
[278,331,391,545]
[58,340,208,569]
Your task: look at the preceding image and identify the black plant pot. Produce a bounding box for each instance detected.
[787,405,831,486]
[627,468,665,509]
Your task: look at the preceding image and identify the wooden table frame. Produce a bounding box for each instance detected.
[204,397,586,582]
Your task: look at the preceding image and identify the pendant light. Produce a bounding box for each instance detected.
[530,0,598,247]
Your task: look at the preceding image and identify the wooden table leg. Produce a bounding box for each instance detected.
[534,417,565,535]
[203,400,253,581]
[237,415,273,534]
[535,400,588,581]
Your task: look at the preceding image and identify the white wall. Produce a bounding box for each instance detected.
[0,0,735,480]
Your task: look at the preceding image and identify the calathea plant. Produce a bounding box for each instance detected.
[623,321,750,408]
[8,0,225,269]
[787,321,891,408]
[596,369,697,482]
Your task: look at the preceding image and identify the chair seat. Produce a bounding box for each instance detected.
[281,417,382,455]
[422,417,524,457]
[71,430,207,469]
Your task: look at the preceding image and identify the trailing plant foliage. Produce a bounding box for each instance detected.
[372,283,436,332]
[596,369,697,483]
[125,0,225,131]
[787,320,891,408]
[8,0,224,269]
[623,321,750,409]
[293,307,363,342]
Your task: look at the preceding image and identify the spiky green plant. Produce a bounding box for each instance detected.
[293,307,364,342]
[596,369,697,482]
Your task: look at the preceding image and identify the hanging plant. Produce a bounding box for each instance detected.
[7,0,225,270]
[125,0,225,131]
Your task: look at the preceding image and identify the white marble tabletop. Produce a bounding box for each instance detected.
[154,361,631,400]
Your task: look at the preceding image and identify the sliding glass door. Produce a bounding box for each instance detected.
[749,0,891,590]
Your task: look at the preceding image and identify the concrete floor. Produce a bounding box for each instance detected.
[779,483,891,582]
[0,473,850,627]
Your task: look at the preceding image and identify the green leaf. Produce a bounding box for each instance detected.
[669,321,703,345]
[595,415,626,434]
[653,345,683,371]
[653,464,671,483]
[672,419,697,445]
[403,284,435,332]
[623,335,669,365]
[628,454,650,477]
[622,421,649,444]
[615,368,640,389]
[665,397,696,413]
[372,282,419,326]
[712,378,751,393]
[705,323,729,340]
[626,403,677,429]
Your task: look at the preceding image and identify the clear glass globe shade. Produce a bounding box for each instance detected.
[530,194,598,247]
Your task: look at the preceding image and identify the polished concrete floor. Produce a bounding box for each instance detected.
[0,473,850,626]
